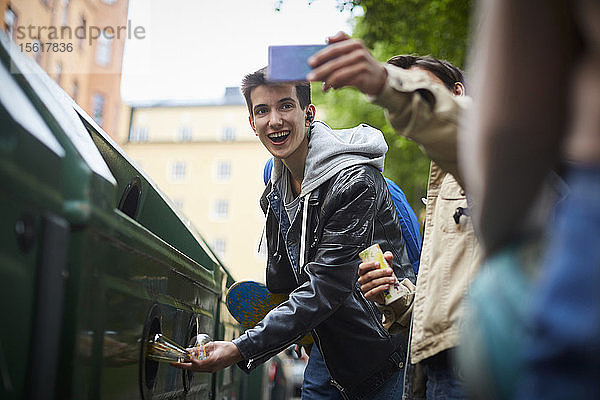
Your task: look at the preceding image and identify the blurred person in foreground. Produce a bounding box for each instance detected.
[173,66,416,400]
[460,1,600,398]
[308,33,482,399]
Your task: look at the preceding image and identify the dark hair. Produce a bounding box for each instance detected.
[241,67,311,116]
[386,55,465,92]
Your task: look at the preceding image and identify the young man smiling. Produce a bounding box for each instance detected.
[172,67,416,400]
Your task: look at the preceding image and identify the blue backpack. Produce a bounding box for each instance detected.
[263,158,422,274]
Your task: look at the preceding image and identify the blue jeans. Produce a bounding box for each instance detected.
[421,351,467,400]
[302,345,404,400]
[516,166,600,400]
[302,345,342,400]
[366,367,404,400]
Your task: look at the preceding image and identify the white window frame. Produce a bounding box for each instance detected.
[55,62,62,85]
[170,161,186,181]
[220,126,236,141]
[96,31,113,66]
[60,0,70,26]
[213,199,229,219]
[212,238,226,258]
[176,126,192,141]
[91,93,105,126]
[4,7,17,39]
[71,80,79,102]
[130,125,149,142]
[215,160,231,181]
[173,199,183,210]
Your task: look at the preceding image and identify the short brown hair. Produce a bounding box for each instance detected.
[386,55,466,92]
[241,67,311,116]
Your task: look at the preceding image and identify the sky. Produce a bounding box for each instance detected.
[120,0,360,103]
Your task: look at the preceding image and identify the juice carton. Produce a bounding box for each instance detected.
[359,244,403,305]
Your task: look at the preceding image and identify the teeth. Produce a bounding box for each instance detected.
[268,131,289,138]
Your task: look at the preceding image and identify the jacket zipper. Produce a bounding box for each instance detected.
[360,290,390,339]
[312,331,346,395]
[245,332,304,370]
[284,239,300,284]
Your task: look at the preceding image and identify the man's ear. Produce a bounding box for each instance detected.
[305,104,316,126]
[453,82,465,97]
[248,115,257,135]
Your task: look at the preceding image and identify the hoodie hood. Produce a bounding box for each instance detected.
[270,121,388,196]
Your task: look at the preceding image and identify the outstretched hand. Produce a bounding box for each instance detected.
[307,31,387,96]
[357,251,397,305]
[171,341,243,373]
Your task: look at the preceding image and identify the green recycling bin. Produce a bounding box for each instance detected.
[0,31,263,400]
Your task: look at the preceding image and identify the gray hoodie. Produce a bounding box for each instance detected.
[269,121,388,196]
[268,121,389,269]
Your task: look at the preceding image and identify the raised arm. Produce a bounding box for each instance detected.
[460,0,578,253]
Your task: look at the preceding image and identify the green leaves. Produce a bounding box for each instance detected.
[351,0,473,68]
[310,0,472,221]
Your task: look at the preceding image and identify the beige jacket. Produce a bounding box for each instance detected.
[372,65,483,364]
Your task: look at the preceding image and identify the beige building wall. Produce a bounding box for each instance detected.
[124,99,271,282]
[1,0,129,142]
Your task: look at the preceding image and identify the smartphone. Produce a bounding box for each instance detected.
[267,44,328,82]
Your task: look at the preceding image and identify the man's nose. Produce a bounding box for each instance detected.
[268,111,283,128]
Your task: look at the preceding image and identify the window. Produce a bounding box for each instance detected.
[130,125,148,142]
[55,62,62,85]
[78,16,86,49]
[60,0,70,26]
[216,160,231,181]
[96,30,112,66]
[4,7,17,40]
[176,126,192,141]
[213,200,229,219]
[170,161,186,181]
[220,126,236,141]
[33,39,42,63]
[72,80,79,102]
[212,238,226,258]
[173,199,183,210]
[91,93,105,125]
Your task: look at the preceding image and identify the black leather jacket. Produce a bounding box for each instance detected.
[233,164,416,399]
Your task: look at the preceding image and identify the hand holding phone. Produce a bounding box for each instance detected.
[306,32,387,96]
[267,44,328,82]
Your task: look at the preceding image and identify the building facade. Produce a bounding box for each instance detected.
[1,1,269,282]
[1,0,130,142]
[124,88,270,282]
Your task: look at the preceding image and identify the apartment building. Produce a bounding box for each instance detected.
[124,87,271,282]
[1,0,130,141]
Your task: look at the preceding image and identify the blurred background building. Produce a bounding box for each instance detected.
[125,88,270,282]
[1,0,130,142]
[1,0,270,282]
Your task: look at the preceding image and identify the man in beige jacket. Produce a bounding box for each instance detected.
[308,33,482,399]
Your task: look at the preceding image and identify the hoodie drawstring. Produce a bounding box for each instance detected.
[299,192,310,271]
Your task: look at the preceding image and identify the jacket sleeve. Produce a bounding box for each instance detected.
[377,278,416,335]
[233,168,379,372]
[370,65,471,186]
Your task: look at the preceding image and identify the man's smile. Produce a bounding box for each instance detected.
[268,130,290,144]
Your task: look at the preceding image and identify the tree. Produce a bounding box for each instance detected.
[309,0,473,221]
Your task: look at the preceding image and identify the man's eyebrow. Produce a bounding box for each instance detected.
[253,104,267,113]
[253,97,296,113]
[277,97,296,104]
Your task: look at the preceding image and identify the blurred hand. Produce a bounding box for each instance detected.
[357,251,396,305]
[307,31,387,96]
[171,341,242,373]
